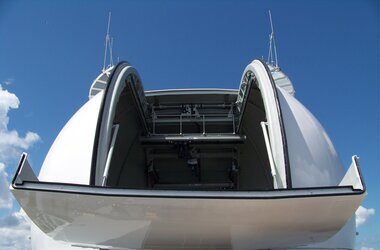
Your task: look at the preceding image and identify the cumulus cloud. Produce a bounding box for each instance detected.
[0,131,40,161]
[0,210,31,250]
[0,84,19,129]
[0,85,38,250]
[0,163,12,209]
[0,84,40,162]
[356,206,375,227]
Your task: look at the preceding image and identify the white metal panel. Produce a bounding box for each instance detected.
[95,63,144,185]
[294,216,356,250]
[38,92,104,184]
[89,66,113,99]
[241,60,287,188]
[31,224,87,250]
[145,88,238,96]
[276,87,345,187]
[340,156,364,190]
[268,65,295,96]
[12,155,365,250]
[11,187,364,250]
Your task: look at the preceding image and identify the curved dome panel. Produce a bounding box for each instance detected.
[38,92,104,184]
[277,87,345,187]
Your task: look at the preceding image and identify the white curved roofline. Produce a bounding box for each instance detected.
[145,88,238,96]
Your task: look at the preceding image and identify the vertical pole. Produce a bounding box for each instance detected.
[152,108,156,135]
[260,121,278,189]
[203,115,205,135]
[232,114,235,134]
[268,10,279,68]
[103,12,112,72]
[180,115,182,135]
[102,124,119,186]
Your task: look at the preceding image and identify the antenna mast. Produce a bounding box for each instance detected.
[267,10,279,69]
[103,12,114,72]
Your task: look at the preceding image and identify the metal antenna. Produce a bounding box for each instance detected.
[109,37,114,66]
[102,12,114,72]
[267,10,279,69]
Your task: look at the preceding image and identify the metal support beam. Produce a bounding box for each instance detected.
[102,124,120,186]
[260,121,278,189]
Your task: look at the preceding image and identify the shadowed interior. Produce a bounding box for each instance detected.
[105,75,273,190]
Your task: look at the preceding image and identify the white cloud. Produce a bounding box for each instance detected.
[0,84,40,162]
[0,210,31,250]
[356,234,380,250]
[0,85,38,250]
[361,247,374,250]
[0,84,19,130]
[0,131,40,161]
[0,163,12,209]
[1,78,15,86]
[356,206,375,227]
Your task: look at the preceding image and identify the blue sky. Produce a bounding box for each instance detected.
[0,0,379,249]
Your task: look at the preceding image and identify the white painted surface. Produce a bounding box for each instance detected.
[10,59,365,249]
[277,87,345,187]
[268,65,295,96]
[89,65,113,99]
[12,154,364,250]
[95,64,144,185]
[298,216,356,249]
[241,60,287,188]
[38,92,103,184]
[12,185,364,250]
